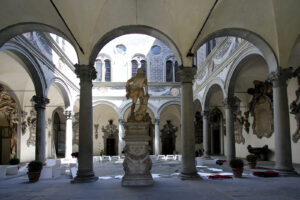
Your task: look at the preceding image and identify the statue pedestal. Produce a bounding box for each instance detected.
[122,122,153,186]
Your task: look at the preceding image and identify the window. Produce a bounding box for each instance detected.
[166,60,173,82]
[151,45,161,55]
[94,60,102,81]
[166,59,179,82]
[141,60,147,77]
[104,59,111,82]
[131,60,138,77]
[174,61,179,82]
[206,39,216,56]
[116,44,126,54]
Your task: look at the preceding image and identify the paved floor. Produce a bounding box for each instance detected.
[1,157,300,200]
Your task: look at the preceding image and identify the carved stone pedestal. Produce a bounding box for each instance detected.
[122,122,153,186]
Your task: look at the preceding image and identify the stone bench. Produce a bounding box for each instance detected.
[247,145,269,161]
[0,165,19,178]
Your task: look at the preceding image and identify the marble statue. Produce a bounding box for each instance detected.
[126,68,149,122]
[122,69,153,186]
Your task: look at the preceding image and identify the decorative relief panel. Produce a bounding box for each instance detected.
[290,70,300,143]
[247,80,274,138]
[232,97,245,144]
[0,86,19,158]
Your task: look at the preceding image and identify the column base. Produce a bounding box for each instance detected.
[179,172,201,180]
[274,168,298,177]
[71,174,98,184]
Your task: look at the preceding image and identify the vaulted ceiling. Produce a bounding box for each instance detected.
[0,0,299,68]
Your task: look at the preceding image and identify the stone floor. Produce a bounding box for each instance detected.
[1,157,300,200]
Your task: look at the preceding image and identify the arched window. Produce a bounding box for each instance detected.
[104,59,111,82]
[94,59,102,81]
[141,60,147,77]
[174,61,179,82]
[131,60,138,77]
[206,38,217,56]
[166,60,173,82]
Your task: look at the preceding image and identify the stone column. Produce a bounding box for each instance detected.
[64,110,73,159]
[32,95,49,162]
[118,118,125,155]
[268,67,294,172]
[154,118,160,155]
[223,97,237,161]
[72,64,98,183]
[178,66,199,179]
[202,110,211,158]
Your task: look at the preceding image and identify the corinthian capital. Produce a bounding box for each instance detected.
[201,110,210,119]
[64,110,73,119]
[32,95,49,110]
[75,64,97,81]
[177,66,197,83]
[223,96,239,109]
[267,67,293,88]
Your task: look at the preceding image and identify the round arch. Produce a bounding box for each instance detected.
[157,100,181,119]
[202,79,226,110]
[193,28,278,72]
[1,42,46,97]
[119,101,157,120]
[47,77,72,109]
[89,25,183,66]
[0,22,80,63]
[93,100,119,116]
[225,48,264,96]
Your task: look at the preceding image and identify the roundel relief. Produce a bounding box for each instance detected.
[170,87,179,96]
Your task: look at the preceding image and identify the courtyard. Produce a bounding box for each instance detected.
[1,157,300,200]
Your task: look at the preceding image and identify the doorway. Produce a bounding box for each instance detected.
[53,112,66,158]
[106,138,116,156]
[162,138,174,155]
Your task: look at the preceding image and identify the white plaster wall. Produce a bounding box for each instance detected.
[93,104,119,156]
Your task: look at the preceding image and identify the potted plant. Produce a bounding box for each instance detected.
[9,158,20,165]
[246,154,257,169]
[229,158,244,178]
[27,160,43,182]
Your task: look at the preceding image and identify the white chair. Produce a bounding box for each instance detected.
[165,155,175,160]
[157,155,166,160]
[102,156,111,162]
[111,156,120,161]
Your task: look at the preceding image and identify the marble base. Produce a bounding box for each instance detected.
[122,122,153,187]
